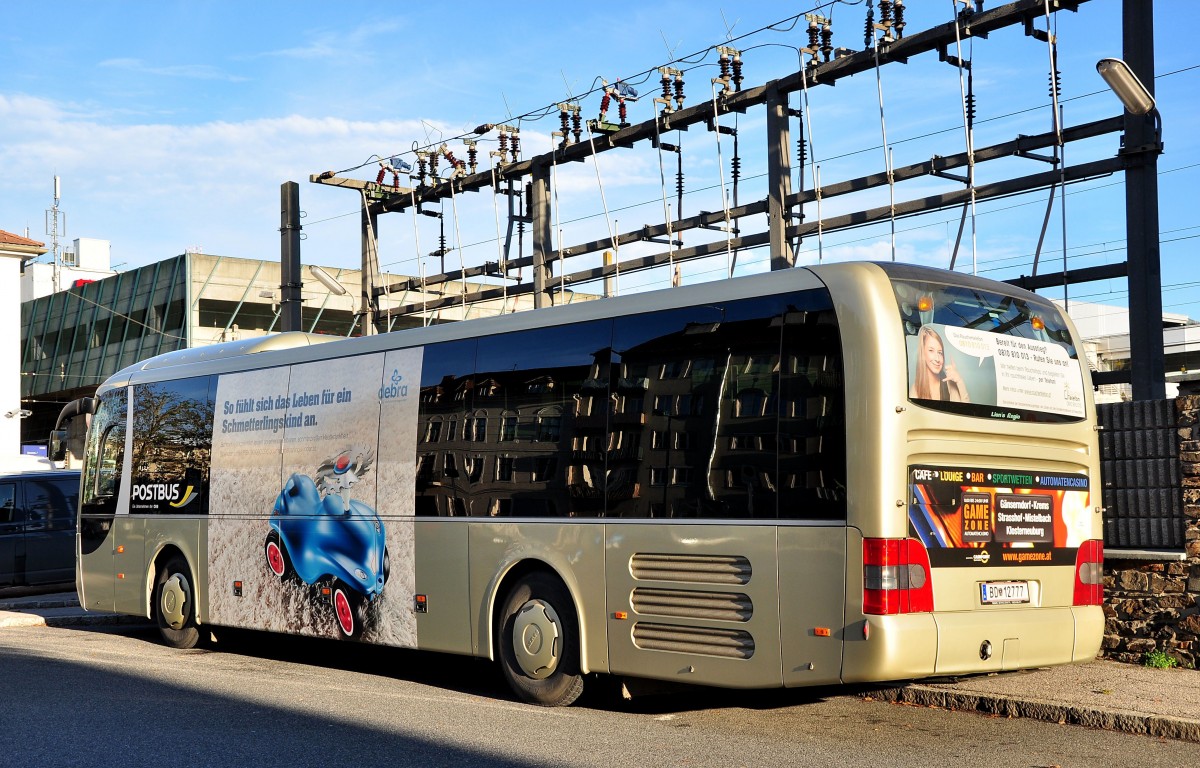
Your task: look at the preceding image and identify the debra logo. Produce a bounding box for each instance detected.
[379,369,409,401]
[131,482,198,508]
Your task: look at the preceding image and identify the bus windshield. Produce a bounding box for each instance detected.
[892,278,1085,423]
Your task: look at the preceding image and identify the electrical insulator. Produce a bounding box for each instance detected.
[571,109,582,144]
[618,99,628,125]
[965,92,977,127]
[510,132,520,163]
[559,107,570,147]
[442,145,461,170]
[808,18,820,50]
[732,54,743,91]
[673,72,684,111]
[880,0,892,26]
[821,23,833,62]
[661,70,672,103]
[797,136,807,166]
[498,130,509,157]
[428,152,440,178]
[417,156,428,185]
[376,168,387,185]
[730,154,741,184]
[894,0,906,38]
[1049,67,1062,99]
[599,91,612,121]
[864,2,875,48]
[467,143,478,174]
[391,172,401,191]
[718,51,731,86]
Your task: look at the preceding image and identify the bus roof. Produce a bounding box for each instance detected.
[94,261,1044,393]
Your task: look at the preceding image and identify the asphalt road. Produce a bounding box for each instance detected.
[1,624,1194,768]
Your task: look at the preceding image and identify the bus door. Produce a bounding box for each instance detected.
[78,391,128,612]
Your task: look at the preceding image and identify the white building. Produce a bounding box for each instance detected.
[2,230,51,464]
[1058,299,1200,402]
[20,237,116,302]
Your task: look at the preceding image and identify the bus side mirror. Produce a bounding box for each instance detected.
[49,430,68,462]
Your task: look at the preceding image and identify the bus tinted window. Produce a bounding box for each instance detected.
[893,279,1085,423]
[611,291,845,520]
[129,376,215,514]
[779,297,846,520]
[415,338,476,516]
[474,321,614,518]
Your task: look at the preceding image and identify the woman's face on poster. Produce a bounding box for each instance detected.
[922,333,944,377]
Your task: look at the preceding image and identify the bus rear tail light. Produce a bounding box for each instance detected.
[1073,539,1104,606]
[863,538,934,615]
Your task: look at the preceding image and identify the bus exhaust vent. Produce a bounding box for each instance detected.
[630,554,751,585]
[632,623,755,659]
[631,588,753,623]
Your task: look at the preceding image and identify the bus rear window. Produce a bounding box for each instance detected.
[892,279,1085,423]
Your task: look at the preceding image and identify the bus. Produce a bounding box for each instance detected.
[75,261,1104,706]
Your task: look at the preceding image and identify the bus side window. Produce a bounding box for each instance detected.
[93,423,126,506]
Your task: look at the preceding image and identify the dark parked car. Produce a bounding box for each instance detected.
[0,470,80,588]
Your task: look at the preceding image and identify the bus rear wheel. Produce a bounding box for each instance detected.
[496,572,584,707]
[155,555,201,650]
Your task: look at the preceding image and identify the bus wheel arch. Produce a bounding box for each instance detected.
[152,549,202,650]
[493,565,585,707]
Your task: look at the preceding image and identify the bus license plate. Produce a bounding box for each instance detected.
[980,581,1029,605]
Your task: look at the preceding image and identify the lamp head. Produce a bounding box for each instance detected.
[1096,58,1155,116]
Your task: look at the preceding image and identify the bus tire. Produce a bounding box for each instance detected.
[331,579,366,640]
[496,572,584,707]
[155,554,201,650]
[264,530,297,582]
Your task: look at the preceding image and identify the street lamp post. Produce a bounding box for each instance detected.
[1097,2,1166,400]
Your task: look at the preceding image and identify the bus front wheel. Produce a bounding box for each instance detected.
[155,555,201,650]
[496,572,584,707]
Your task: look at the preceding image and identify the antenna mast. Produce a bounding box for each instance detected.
[45,175,65,293]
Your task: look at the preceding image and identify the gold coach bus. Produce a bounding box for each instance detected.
[74,261,1104,706]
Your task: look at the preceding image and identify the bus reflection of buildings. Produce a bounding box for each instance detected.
[413,305,843,519]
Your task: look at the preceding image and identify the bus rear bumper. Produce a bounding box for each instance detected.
[841,605,1104,684]
[932,606,1102,675]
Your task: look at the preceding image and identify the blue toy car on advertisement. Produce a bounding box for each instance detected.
[264,449,388,640]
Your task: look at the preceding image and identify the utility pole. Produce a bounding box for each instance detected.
[279,182,303,332]
[1122,0,1165,400]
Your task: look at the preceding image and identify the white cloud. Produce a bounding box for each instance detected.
[99,58,248,82]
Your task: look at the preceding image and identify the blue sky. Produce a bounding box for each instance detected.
[2,0,1197,321]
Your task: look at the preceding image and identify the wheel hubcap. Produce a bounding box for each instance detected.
[512,599,561,679]
[334,589,354,635]
[161,574,190,630]
[266,542,284,576]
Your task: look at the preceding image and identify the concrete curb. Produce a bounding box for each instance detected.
[869,684,1200,743]
[0,608,151,629]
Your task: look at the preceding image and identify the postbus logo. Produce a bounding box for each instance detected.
[131,482,198,508]
[379,369,409,401]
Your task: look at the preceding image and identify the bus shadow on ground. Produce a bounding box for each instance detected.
[118,623,859,715]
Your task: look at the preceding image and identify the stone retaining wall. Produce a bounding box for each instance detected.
[1102,393,1200,667]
